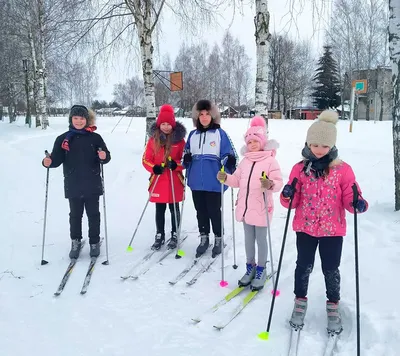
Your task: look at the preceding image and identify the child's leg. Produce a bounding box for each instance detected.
[69,198,85,240]
[255,226,268,267]
[294,232,319,298]
[168,203,180,233]
[155,203,167,234]
[206,191,222,237]
[243,223,256,265]
[318,236,343,303]
[192,191,210,235]
[84,196,100,244]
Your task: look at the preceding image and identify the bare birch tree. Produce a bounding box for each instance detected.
[254,0,271,122]
[389,0,400,210]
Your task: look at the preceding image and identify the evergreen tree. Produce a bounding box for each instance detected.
[311,45,341,110]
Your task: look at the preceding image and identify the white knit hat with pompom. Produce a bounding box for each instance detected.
[306,110,339,148]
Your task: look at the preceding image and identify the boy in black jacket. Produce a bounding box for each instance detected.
[42,105,111,259]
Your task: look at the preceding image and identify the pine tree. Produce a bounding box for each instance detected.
[311,45,341,110]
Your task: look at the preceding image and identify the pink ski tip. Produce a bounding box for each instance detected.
[220,280,228,287]
[271,289,280,297]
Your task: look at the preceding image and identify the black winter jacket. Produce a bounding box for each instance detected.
[46,131,111,199]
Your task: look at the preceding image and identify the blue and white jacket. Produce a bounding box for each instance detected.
[184,123,237,193]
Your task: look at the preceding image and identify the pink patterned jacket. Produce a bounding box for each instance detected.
[280,160,368,237]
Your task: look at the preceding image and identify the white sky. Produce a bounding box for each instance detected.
[97,0,332,102]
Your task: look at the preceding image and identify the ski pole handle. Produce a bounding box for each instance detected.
[352,184,359,205]
[45,150,50,158]
[261,171,269,180]
[218,165,225,183]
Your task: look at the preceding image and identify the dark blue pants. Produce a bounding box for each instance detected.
[294,232,343,303]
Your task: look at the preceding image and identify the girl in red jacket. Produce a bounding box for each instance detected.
[142,105,186,250]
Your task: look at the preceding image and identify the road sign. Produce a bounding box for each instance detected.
[352,79,367,94]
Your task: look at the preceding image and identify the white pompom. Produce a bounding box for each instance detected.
[318,110,339,125]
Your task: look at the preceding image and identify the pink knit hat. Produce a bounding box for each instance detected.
[244,116,268,148]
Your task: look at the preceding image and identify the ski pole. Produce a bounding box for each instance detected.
[219,156,229,287]
[261,171,276,295]
[98,148,109,265]
[352,184,361,356]
[41,150,50,266]
[259,178,298,340]
[175,171,188,259]
[126,164,164,251]
[231,188,238,269]
[168,156,181,254]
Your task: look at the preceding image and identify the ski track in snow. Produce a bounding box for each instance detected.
[0,116,399,356]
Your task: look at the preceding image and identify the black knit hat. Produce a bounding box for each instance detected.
[69,105,89,123]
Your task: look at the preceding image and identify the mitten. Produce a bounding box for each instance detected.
[167,159,177,171]
[183,153,192,164]
[153,165,164,175]
[282,184,295,199]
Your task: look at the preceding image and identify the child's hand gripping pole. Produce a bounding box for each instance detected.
[219,157,229,288]
[126,162,165,252]
[261,171,278,297]
[168,156,185,258]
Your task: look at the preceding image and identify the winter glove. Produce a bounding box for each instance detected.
[353,199,367,213]
[226,154,236,167]
[183,152,192,164]
[260,178,274,190]
[217,171,227,182]
[167,159,178,171]
[282,184,295,199]
[153,165,164,175]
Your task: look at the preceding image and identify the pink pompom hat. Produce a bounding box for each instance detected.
[244,116,268,148]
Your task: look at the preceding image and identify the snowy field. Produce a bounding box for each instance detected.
[0,115,398,356]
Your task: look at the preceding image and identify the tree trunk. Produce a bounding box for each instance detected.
[254,0,270,123]
[379,92,384,121]
[29,28,40,128]
[389,0,400,210]
[36,0,49,129]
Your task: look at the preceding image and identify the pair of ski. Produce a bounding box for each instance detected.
[288,325,339,356]
[169,244,219,286]
[54,238,103,296]
[121,234,188,280]
[192,271,276,330]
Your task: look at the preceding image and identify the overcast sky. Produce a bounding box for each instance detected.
[96,0,332,102]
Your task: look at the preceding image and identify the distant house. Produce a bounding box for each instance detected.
[350,67,392,121]
[217,104,238,118]
[288,107,323,120]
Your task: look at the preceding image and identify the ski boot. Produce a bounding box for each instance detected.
[238,263,256,287]
[69,239,82,259]
[195,233,209,257]
[326,301,343,334]
[250,265,268,291]
[90,242,101,258]
[151,233,165,250]
[167,232,178,250]
[211,236,222,258]
[289,297,308,330]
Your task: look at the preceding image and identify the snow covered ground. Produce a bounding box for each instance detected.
[0,115,398,356]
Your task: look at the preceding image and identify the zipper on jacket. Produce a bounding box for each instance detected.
[242,162,256,219]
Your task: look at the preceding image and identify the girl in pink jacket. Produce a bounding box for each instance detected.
[281,110,368,335]
[217,116,283,291]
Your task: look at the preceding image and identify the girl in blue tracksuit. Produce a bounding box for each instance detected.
[183,99,237,258]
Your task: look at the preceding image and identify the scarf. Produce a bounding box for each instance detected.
[301,144,338,178]
[61,125,97,151]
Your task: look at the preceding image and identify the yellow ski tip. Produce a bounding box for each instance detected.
[258,331,269,340]
[126,246,133,252]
